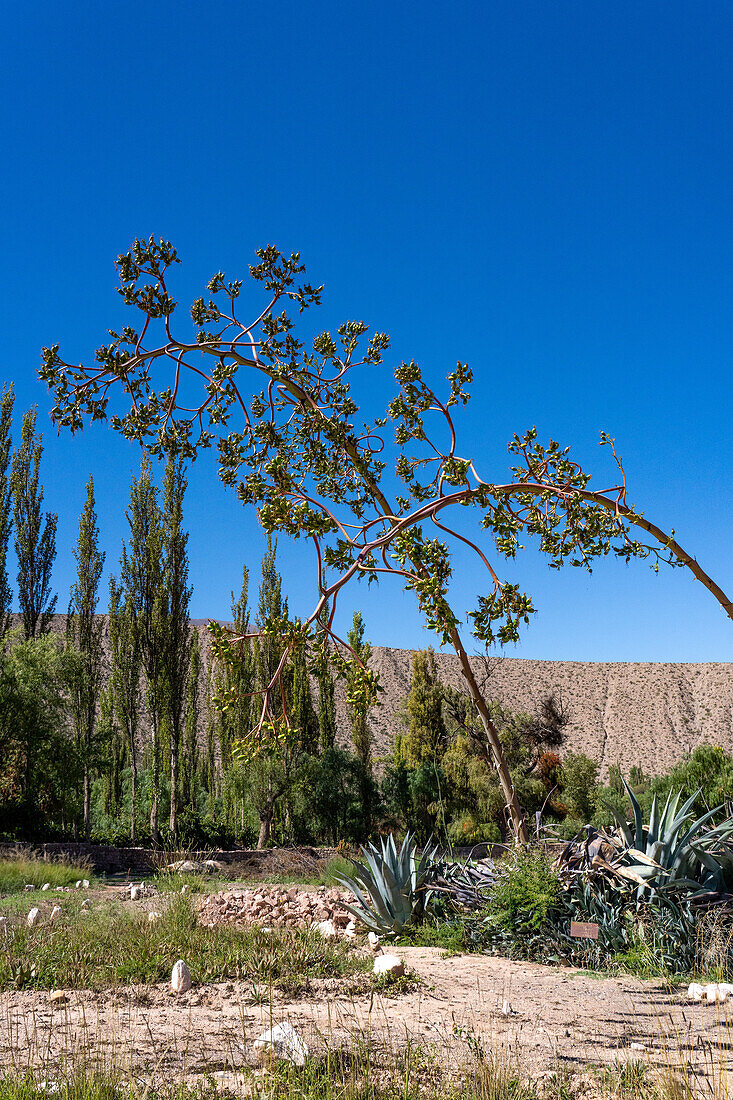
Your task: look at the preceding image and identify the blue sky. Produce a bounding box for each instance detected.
[1,2,731,661]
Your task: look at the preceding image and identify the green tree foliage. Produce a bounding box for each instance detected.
[0,633,74,836]
[66,476,105,836]
[119,456,166,842]
[160,457,193,840]
[11,407,57,640]
[108,574,142,842]
[347,611,373,771]
[395,649,446,768]
[560,752,599,824]
[0,384,14,641]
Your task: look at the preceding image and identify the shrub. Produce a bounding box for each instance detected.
[484,847,561,936]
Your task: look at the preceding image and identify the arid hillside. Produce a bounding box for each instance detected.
[344,648,733,778]
[35,616,732,778]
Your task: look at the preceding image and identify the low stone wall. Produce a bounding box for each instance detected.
[0,842,340,876]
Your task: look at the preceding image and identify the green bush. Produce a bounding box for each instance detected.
[484,847,561,935]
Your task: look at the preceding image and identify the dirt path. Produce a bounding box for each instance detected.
[1,947,729,1085]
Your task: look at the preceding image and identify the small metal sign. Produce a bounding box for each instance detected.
[570,920,599,940]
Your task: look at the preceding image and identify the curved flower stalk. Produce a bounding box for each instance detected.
[39,238,732,843]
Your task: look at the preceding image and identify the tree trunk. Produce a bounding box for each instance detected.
[449,626,529,844]
[169,730,178,839]
[83,764,91,838]
[257,805,273,849]
[130,745,137,845]
[150,718,160,844]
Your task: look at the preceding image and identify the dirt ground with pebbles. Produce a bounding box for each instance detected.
[2,946,731,1086]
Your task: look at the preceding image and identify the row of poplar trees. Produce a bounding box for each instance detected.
[0,381,376,846]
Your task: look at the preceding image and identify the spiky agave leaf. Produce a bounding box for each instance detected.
[334,831,441,937]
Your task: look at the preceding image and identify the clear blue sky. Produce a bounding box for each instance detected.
[1,2,731,661]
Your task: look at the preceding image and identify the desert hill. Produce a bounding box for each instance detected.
[349,648,733,778]
[29,615,733,778]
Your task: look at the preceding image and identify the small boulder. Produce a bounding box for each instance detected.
[373,954,404,978]
[253,1022,309,1066]
[367,931,382,953]
[75,881,82,890]
[82,880,90,890]
[81,899,92,910]
[49,990,69,1005]
[41,883,50,892]
[49,905,62,924]
[27,907,40,927]
[24,884,35,892]
[312,919,336,938]
[180,884,191,895]
[171,959,192,993]
[688,983,704,1002]
[130,885,142,901]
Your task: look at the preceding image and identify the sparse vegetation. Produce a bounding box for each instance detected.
[0,893,367,991]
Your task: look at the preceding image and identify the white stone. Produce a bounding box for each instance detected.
[630,1042,646,1052]
[75,881,82,889]
[49,906,62,924]
[373,954,404,978]
[312,919,336,938]
[705,983,720,1004]
[367,931,382,953]
[27,907,40,927]
[24,884,35,892]
[147,911,162,923]
[82,880,90,890]
[130,885,142,901]
[344,921,356,938]
[171,959,192,993]
[180,884,190,894]
[81,899,92,910]
[0,916,7,934]
[41,883,50,891]
[688,983,704,1002]
[253,1022,309,1066]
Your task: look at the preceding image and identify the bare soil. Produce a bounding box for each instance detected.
[2,944,730,1086]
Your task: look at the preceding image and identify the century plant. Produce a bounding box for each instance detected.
[335,831,440,936]
[39,237,733,842]
[607,778,733,896]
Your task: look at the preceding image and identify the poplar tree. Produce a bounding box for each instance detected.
[347,611,373,771]
[0,384,14,640]
[181,627,201,815]
[12,407,57,639]
[396,648,446,768]
[317,655,337,754]
[120,457,166,843]
[210,565,254,825]
[66,475,105,835]
[108,575,142,842]
[160,457,192,840]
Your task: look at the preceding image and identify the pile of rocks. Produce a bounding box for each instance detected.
[199,885,356,933]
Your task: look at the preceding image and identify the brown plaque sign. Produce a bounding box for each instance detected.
[570,921,599,940]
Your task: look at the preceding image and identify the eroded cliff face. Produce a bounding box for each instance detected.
[346,648,733,776]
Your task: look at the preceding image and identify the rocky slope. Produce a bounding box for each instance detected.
[35,615,733,778]
[350,648,733,777]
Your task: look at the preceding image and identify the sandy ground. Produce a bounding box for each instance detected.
[2,946,730,1086]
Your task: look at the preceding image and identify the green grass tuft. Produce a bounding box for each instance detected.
[0,854,94,894]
